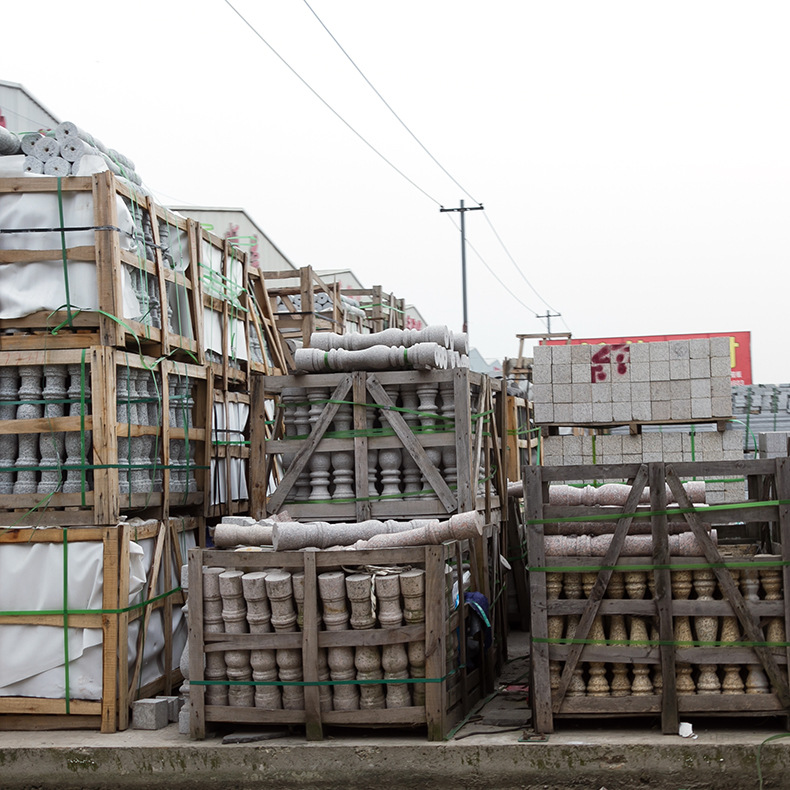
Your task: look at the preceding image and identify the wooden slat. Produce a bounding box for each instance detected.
[302,549,322,740]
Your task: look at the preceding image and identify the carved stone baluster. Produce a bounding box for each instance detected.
[607,572,631,697]
[242,571,281,710]
[330,395,355,501]
[133,369,154,493]
[38,365,67,494]
[378,384,403,500]
[562,573,587,696]
[625,571,653,696]
[366,395,379,498]
[693,568,721,694]
[346,573,385,709]
[720,568,744,694]
[400,569,426,707]
[203,567,229,706]
[582,572,609,697]
[0,367,18,494]
[307,387,332,501]
[399,384,422,496]
[291,389,312,500]
[376,574,411,708]
[169,374,186,494]
[438,379,457,492]
[546,572,564,693]
[265,571,304,710]
[416,381,441,499]
[293,570,332,712]
[219,570,253,707]
[14,365,43,494]
[741,567,770,694]
[319,570,359,711]
[759,559,786,661]
[145,370,163,493]
[672,569,696,694]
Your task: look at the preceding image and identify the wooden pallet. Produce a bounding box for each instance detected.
[252,368,507,523]
[526,458,790,734]
[188,533,499,740]
[0,517,197,732]
[0,346,211,526]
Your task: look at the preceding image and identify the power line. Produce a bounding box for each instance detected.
[302,0,480,206]
[223,0,443,207]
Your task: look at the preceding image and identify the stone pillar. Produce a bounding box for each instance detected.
[203,567,229,706]
[265,571,305,710]
[693,568,721,694]
[37,365,67,494]
[242,571,281,710]
[0,367,18,494]
[14,365,43,494]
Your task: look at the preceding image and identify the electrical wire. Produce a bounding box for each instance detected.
[302,0,481,206]
[223,0,443,207]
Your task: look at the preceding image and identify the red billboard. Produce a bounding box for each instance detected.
[544,331,751,385]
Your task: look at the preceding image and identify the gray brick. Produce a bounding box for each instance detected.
[532,383,552,404]
[650,360,670,381]
[572,382,592,403]
[612,401,632,422]
[641,432,662,453]
[689,358,711,379]
[710,336,730,357]
[712,396,732,417]
[133,698,169,730]
[629,343,650,363]
[711,378,732,398]
[533,402,554,424]
[700,431,724,460]
[689,337,710,358]
[711,357,732,377]
[581,435,595,459]
[722,428,744,451]
[650,380,671,401]
[671,400,691,420]
[563,435,582,456]
[156,695,183,722]
[542,436,563,456]
[592,382,612,403]
[691,398,712,419]
[553,363,572,384]
[631,401,652,422]
[533,345,552,366]
[690,379,711,399]
[609,361,630,381]
[621,434,643,455]
[532,363,552,384]
[554,403,573,424]
[661,432,682,454]
[553,383,572,403]
[652,401,672,421]
[669,358,690,381]
[593,401,613,422]
[670,380,691,400]
[552,345,572,365]
[630,362,650,382]
[643,451,664,462]
[599,434,622,457]
[572,363,591,383]
[631,382,650,402]
[669,339,690,359]
[571,344,591,364]
[612,382,631,402]
[573,402,593,423]
[649,342,670,362]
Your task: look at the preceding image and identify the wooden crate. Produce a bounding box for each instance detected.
[207,388,250,519]
[343,286,406,333]
[526,458,790,734]
[505,394,536,479]
[188,531,500,740]
[0,172,205,363]
[0,346,211,526]
[245,267,289,377]
[251,368,507,523]
[0,517,197,732]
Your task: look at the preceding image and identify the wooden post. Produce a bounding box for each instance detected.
[302,550,323,740]
[424,545,447,740]
[100,527,119,732]
[188,548,206,739]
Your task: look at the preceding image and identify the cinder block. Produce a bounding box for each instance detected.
[593,401,613,422]
[669,358,690,381]
[724,481,746,501]
[610,361,630,381]
[591,382,612,403]
[689,338,710,358]
[722,428,744,452]
[553,363,572,384]
[700,431,724,460]
[532,363,552,384]
[712,396,732,417]
[669,340,690,359]
[553,383,572,403]
[572,363,591,383]
[564,453,583,466]
[661,432,682,455]
[642,432,662,454]
[689,358,711,379]
[710,336,730,357]
[630,362,650,382]
[599,434,622,457]
[571,344,591,364]
[581,435,595,460]
[629,343,650,363]
[711,357,732,377]
[671,400,691,420]
[563,435,582,456]
[670,380,691,400]
[572,382,592,403]
[156,695,183,722]
[612,382,631,403]
[132,698,169,730]
[533,345,552,366]
[631,401,652,422]
[552,345,572,365]
[612,402,632,422]
[573,402,593,423]
[554,403,573,424]
[650,361,670,381]
[649,342,670,362]
[533,402,554,424]
[690,379,711,399]
[652,401,672,422]
[532,383,552,404]
[691,398,712,419]
[643,451,664,462]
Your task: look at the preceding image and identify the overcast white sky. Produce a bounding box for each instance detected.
[3,1,789,381]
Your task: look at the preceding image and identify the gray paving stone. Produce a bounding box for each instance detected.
[132,698,169,730]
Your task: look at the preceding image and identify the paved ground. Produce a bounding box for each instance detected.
[2,633,790,789]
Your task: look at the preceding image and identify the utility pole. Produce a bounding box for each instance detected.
[440,199,484,336]
[536,310,561,335]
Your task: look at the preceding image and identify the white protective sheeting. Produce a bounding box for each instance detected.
[0,155,140,321]
[211,399,250,505]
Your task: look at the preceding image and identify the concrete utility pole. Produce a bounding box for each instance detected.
[439,199,484,337]
[536,311,561,334]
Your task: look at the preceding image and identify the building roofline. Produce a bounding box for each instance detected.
[0,80,61,127]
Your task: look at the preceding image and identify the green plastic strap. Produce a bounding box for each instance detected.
[56,178,74,329]
[79,350,87,506]
[62,527,71,714]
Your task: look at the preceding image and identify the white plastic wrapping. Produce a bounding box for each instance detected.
[211,399,250,505]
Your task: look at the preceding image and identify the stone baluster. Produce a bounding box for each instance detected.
[0,367,18,493]
[133,369,154,493]
[672,569,696,694]
[179,564,190,697]
[144,370,163,493]
[378,384,403,499]
[37,365,67,494]
[399,384,422,496]
[741,567,770,694]
[606,572,631,697]
[366,395,379,498]
[203,567,229,706]
[319,571,359,711]
[693,568,721,694]
[376,574,411,708]
[183,377,198,493]
[346,573,385,709]
[292,570,332,712]
[400,569,426,707]
[242,571,281,710]
[758,559,786,663]
[330,394,355,501]
[307,387,332,501]
[169,374,186,494]
[582,572,609,697]
[645,572,663,695]
[416,381,441,499]
[562,573,587,696]
[265,571,304,710]
[13,365,43,494]
[625,571,653,696]
[438,379,457,492]
[546,572,564,692]
[291,390,312,501]
[219,570,254,707]
[719,568,744,694]
[116,367,132,495]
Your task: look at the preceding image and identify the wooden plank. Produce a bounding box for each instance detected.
[424,545,447,741]
[453,368,474,511]
[100,527,119,733]
[92,171,124,348]
[649,462,679,734]
[366,374,457,513]
[301,550,322,740]
[553,464,649,712]
[249,374,268,519]
[666,465,790,710]
[266,374,353,513]
[188,548,206,739]
[352,371,371,523]
[116,522,131,731]
[774,457,790,689]
[525,464,553,734]
[92,346,119,525]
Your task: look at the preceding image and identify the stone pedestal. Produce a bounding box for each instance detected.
[242,571,281,710]
[203,567,229,706]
